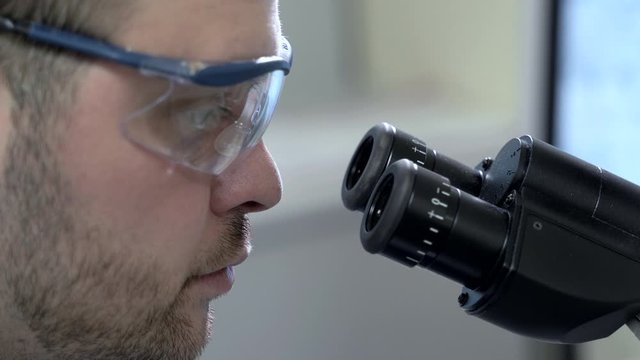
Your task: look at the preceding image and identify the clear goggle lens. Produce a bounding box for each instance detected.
[121,70,286,175]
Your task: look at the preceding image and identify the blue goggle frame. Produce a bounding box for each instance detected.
[0,16,292,87]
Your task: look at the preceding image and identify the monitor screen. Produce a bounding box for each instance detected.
[551,0,640,184]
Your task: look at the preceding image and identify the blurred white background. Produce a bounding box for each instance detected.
[202,1,640,359]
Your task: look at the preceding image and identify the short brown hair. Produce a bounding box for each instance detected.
[0,0,132,120]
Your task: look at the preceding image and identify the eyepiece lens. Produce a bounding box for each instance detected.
[366,174,394,231]
[346,136,374,190]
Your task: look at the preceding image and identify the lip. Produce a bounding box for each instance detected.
[187,252,249,299]
[189,266,235,299]
[230,252,249,267]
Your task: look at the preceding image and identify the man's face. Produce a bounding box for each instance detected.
[0,0,283,358]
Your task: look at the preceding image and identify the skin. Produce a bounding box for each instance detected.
[0,0,283,359]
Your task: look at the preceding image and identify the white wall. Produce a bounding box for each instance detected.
[360,0,519,114]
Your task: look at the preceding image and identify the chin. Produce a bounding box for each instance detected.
[183,297,216,342]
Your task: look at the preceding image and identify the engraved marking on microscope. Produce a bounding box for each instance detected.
[423,239,433,246]
[428,210,444,221]
[417,250,426,256]
[429,227,439,234]
[406,256,420,264]
[431,198,448,208]
[412,146,427,156]
[437,188,451,197]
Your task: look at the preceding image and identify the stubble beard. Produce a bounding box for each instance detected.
[0,112,250,359]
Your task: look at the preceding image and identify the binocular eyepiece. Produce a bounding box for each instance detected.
[342,123,485,211]
[342,122,640,343]
[342,123,509,289]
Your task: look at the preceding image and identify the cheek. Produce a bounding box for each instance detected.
[0,85,12,171]
[57,66,211,275]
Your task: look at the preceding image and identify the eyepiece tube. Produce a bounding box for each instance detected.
[342,123,483,212]
[366,174,394,232]
[361,159,509,288]
[345,136,374,191]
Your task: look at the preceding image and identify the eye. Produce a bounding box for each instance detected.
[178,106,233,132]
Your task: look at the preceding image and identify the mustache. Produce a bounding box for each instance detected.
[191,212,251,277]
[219,212,251,258]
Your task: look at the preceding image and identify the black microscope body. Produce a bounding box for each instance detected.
[342,123,640,343]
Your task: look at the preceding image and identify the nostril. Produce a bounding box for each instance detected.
[240,201,267,213]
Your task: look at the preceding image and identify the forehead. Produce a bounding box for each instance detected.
[114,0,281,62]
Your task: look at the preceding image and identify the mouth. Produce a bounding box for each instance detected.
[186,251,250,299]
[190,267,235,298]
[193,252,249,278]
[192,246,251,278]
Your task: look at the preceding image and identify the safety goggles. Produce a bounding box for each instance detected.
[0,16,292,175]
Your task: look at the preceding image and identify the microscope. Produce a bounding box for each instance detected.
[341,123,640,343]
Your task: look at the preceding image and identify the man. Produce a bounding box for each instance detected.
[0,0,291,359]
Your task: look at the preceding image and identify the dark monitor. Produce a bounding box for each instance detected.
[548,0,640,184]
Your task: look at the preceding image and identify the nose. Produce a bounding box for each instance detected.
[209,141,283,215]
